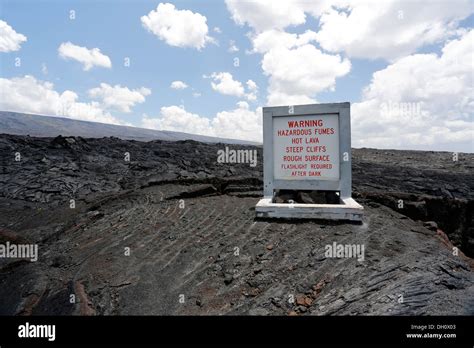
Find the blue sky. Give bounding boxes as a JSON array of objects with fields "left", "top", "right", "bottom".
[
  {"left": 1, "top": 0, "right": 265, "bottom": 121},
  {"left": 0, "top": 0, "right": 473, "bottom": 151}
]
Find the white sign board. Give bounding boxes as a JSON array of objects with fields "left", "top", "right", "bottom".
[
  {"left": 256, "top": 102, "right": 364, "bottom": 221},
  {"left": 273, "top": 114, "right": 340, "bottom": 181},
  {"left": 261, "top": 103, "right": 352, "bottom": 198}
]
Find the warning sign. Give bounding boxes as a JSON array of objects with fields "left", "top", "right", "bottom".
[{"left": 273, "top": 114, "right": 340, "bottom": 180}]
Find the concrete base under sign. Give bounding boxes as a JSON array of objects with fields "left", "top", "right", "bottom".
[{"left": 255, "top": 196, "right": 364, "bottom": 222}]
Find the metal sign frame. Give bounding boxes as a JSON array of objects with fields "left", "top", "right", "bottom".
[{"left": 262, "top": 102, "right": 352, "bottom": 198}]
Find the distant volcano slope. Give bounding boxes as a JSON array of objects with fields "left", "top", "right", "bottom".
[
  {"left": 0, "top": 111, "right": 258, "bottom": 144},
  {"left": 0, "top": 134, "right": 472, "bottom": 315}
]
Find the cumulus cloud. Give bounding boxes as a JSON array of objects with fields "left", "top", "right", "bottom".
[
  {"left": 225, "top": 0, "right": 319, "bottom": 32},
  {"left": 207, "top": 72, "right": 259, "bottom": 101},
  {"left": 141, "top": 3, "right": 214, "bottom": 49},
  {"left": 0, "top": 75, "right": 120, "bottom": 124},
  {"left": 251, "top": 29, "right": 318, "bottom": 54},
  {"left": 58, "top": 42, "right": 112, "bottom": 71},
  {"left": 352, "top": 29, "right": 474, "bottom": 151},
  {"left": 0, "top": 20, "right": 27, "bottom": 52},
  {"left": 315, "top": 0, "right": 473, "bottom": 60},
  {"left": 88, "top": 83, "right": 151, "bottom": 113},
  {"left": 266, "top": 92, "right": 316, "bottom": 107},
  {"left": 226, "top": 3, "right": 350, "bottom": 106},
  {"left": 226, "top": 0, "right": 473, "bottom": 109},
  {"left": 143, "top": 105, "right": 211, "bottom": 135},
  {"left": 226, "top": 0, "right": 473, "bottom": 60},
  {"left": 246, "top": 80, "right": 258, "bottom": 101},
  {"left": 170, "top": 80, "right": 188, "bottom": 90},
  {"left": 260, "top": 38, "right": 351, "bottom": 105},
  {"left": 209, "top": 72, "right": 245, "bottom": 97},
  {"left": 242, "top": 29, "right": 347, "bottom": 105},
  {"left": 142, "top": 102, "right": 262, "bottom": 142},
  {"left": 212, "top": 102, "right": 262, "bottom": 141}
]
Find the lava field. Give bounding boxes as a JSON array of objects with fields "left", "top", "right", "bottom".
[{"left": 0, "top": 134, "right": 473, "bottom": 315}]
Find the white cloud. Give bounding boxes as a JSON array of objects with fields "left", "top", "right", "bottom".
[
  {"left": 209, "top": 72, "right": 245, "bottom": 97},
  {"left": 213, "top": 26, "right": 222, "bottom": 34},
  {"left": 247, "top": 28, "right": 346, "bottom": 105},
  {"left": 0, "top": 75, "right": 120, "bottom": 124},
  {"left": 352, "top": 29, "right": 474, "bottom": 151},
  {"left": 0, "top": 20, "right": 27, "bottom": 52},
  {"left": 225, "top": 0, "right": 307, "bottom": 32},
  {"left": 267, "top": 92, "right": 316, "bottom": 106},
  {"left": 141, "top": 3, "right": 214, "bottom": 49},
  {"left": 58, "top": 42, "right": 112, "bottom": 71},
  {"left": 226, "top": 1, "right": 472, "bottom": 109},
  {"left": 315, "top": 0, "right": 474, "bottom": 60},
  {"left": 246, "top": 80, "right": 258, "bottom": 91},
  {"left": 228, "top": 40, "right": 239, "bottom": 52},
  {"left": 41, "top": 63, "right": 48, "bottom": 75},
  {"left": 226, "top": 0, "right": 472, "bottom": 60},
  {"left": 212, "top": 102, "right": 262, "bottom": 141},
  {"left": 226, "top": 3, "right": 350, "bottom": 106},
  {"left": 88, "top": 83, "right": 151, "bottom": 113},
  {"left": 142, "top": 102, "right": 262, "bottom": 142},
  {"left": 262, "top": 43, "right": 351, "bottom": 105},
  {"left": 225, "top": 0, "right": 336, "bottom": 32},
  {"left": 251, "top": 29, "right": 318, "bottom": 54},
  {"left": 246, "top": 80, "right": 258, "bottom": 101},
  {"left": 207, "top": 72, "right": 259, "bottom": 101},
  {"left": 143, "top": 105, "right": 211, "bottom": 135},
  {"left": 170, "top": 80, "right": 188, "bottom": 90}
]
